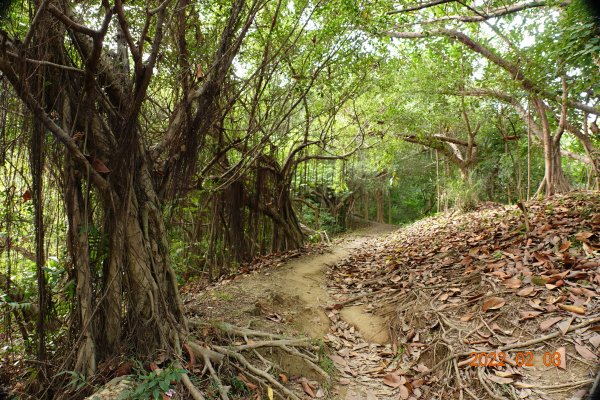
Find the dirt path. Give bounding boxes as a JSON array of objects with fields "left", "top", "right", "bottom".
[
  {"left": 186, "top": 223, "right": 396, "bottom": 398},
  {"left": 269, "top": 223, "right": 396, "bottom": 340}
]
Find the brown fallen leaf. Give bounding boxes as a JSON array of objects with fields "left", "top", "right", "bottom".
[
  {"left": 460, "top": 313, "right": 474, "bottom": 322},
  {"left": 114, "top": 361, "right": 133, "bottom": 377},
  {"left": 540, "top": 316, "right": 563, "bottom": 331},
  {"left": 580, "top": 287, "right": 597, "bottom": 298},
  {"left": 399, "top": 383, "right": 410, "bottom": 399},
  {"left": 383, "top": 372, "right": 404, "bottom": 388},
  {"left": 482, "top": 296, "right": 505, "bottom": 312},
  {"left": 575, "top": 344, "right": 597, "bottom": 361},
  {"left": 558, "top": 304, "right": 586, "bottom": 315},
  {"left": 575, "top": 231, "right": 594, "bottom": 241},
  {"left": 520, "top": 311, "right": 542, "bottom": 320},
  {"left": 503, "top": 278, "right": 522, "bottom": 289},
  {"left": 488, "top": 375, "right": 514, "bottom": 384},
  {"left": 559, "top": 241, "right": 571, "bottom": 252},
  {"left": 589, "top": 334, "right": 600, "bottom": 348},
  {"left": 516, "top": 286, "right": 535, "bottom": 297},
  {"left": 279, "top": 373, "right": 288, "bottom": 384},
  {"left": 299, "top": 377, "right": 315, "bottom": 397},
  {"left": 183, "top": 343, "right": 196, "bottom": 368},
  {"left": 557, "top": 317, "right": 573, "bottom": 335},
  {"left": 329, "top": 354, "right": 347, "bottom": 367}
]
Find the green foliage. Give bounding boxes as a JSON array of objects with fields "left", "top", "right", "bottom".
[
  {"left": 120, "top": 364, "right": 186, "bottom": 400},
  {"left": 0, "top": 0, "right": 14, "bottom": 21},
  {"left": 54, "top": 370, "right": 89, "bottom": 391},
  {"left": 227, "top": 375, "right": 251, "bottom": 396}
]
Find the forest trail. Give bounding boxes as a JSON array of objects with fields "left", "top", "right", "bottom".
[
  {"left": 270, "top": 222, "right": 396, "bottom": 341},
  {"left": 186, "top": 222, "right": 397, "bottom": 398}
]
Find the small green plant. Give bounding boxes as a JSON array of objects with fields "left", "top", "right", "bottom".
[
  {"left": 227, "top": 375, "right": 251, "bottom": 396},
  {"left": 531, "top": 276, "right": 547, "bottom": 286},
  {"left": 54, "top": 370, "right": 89, "bottom": 391},
  {"left": 312, "top": 340, "right": 336, "bottom": 375},
  {"left": 319, "top": 354, "right": 335, "bottom": 375},
  {"left": 214, "top": 291, "right": 233, "bottom": 301},
  {"left": 120, "top": 364, "right": 186, "bottom": 400}
]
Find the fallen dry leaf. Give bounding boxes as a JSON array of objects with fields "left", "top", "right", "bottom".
[
  {"left": 558, "top": 304, "right": 586, "bottom": 315},
  {"left": 520, "top": 311, "right": 542, "bottom": 320},
  {"left": 557, "top": 317, "right": 573, "bottom": 335},
  {"left": 488, "top": 375, "right": 514, "bottom": 384},
  {"left": 516, "top": 286, "right": 535, "bottom": 297},
  {"left": 460, "top": 313, "right": 474, "bottom": 322},
  {"left": 482, "top": 297, "right": 505, "bottom": 312},
  {"left": 503, "top": 278, "right": 522, "bottom": 289},
  {"left": 299, "top": 378, "right": 315, "bottom": 397},
  {"left": 399, "top": 383, "right": 410, "bottom": 399},
  {"left": 383, "top": 372, "right": 404, "bottom": 388},
  {"left": 540, "top": 316, "right": 563, "bottom": 331},
  {"left": 575, "top": 231, "right": 594, "bottom": 241},
  {"left": 575, "top": 344, "right": 597, "bottom": 361}
]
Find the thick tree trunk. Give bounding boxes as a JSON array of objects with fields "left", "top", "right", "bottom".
[
  {"left": 65, "top": 161, "right": 96, "bottom": 377},
  {"left": 534, "top": 99, "right": 571, "bottom": 197},
  {"left": 376, "top": 188, "right": 384, "bottom": 223},
  {"left": 273, "top": 188, "right": 304, "bottom": 251},
  {"left": 64, "top": 150, "right": 187, "bottom": 374}
]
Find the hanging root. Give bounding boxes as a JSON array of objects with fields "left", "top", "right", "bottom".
[{"left": 179, "top": 320, "right": 330, "bottom": 400}]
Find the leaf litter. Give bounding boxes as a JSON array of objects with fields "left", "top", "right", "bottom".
[{"left": 326, "top": 192, "right": 599, "bottom": 400}]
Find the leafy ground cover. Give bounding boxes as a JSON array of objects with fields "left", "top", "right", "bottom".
[{"left": 326, "top": 192, "right": 599, "bottom": 399}]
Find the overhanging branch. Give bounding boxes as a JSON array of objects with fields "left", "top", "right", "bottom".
[{"left": 387, "top": 29, "right": 600, "bottom": 115}]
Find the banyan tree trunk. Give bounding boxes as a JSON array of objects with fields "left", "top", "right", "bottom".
[
  {"left": 65, "top": 148, "right": 187, "bottom": 376},
  {"left": 272, "top": 188, "right": 304, "bottom": 252}
]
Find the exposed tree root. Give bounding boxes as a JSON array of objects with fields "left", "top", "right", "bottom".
[
  {"left": 179, "top": 368, "right": 206, "bottom": 400},
  {"left": 174, "top": 320, "right": 330, "bottom": 400},
  {"left": 82, "top": 321, "right": 329, "bottom": 400}
]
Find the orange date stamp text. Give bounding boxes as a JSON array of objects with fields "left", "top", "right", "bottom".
[{"left": 468, "top": 351, "right": 562, "bottom": 367}]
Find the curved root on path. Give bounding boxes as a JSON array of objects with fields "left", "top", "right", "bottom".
[{"left": 180, "top": 320, "right": 329, "bottom": 400}]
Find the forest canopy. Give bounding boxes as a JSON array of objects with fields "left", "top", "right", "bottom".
[{"left": 0, "top": 0, "right": 598, "bottom": 398}]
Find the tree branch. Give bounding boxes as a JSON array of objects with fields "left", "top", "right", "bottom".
[
  {"left": 387, "top": 29, "right": 600, "bottom": 115},
  {"left": 48, "top": 5, "right": 100, "bottom": 37},
  {"left": 421, "top": 0, "right": 570, "bottom": 23},
  {"left": 388, "top": 0, "right": 455, "bottom": 14},
  {"left": 0, "top": 57, "right": 110, "bottom": 196}
]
